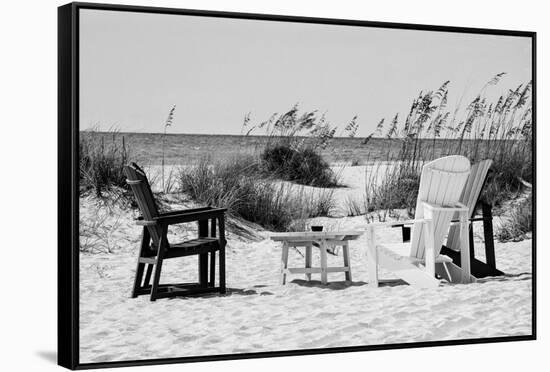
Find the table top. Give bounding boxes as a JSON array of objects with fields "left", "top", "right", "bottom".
[{"left": 269, "top": 230, "right": 364, "bottom": 241}]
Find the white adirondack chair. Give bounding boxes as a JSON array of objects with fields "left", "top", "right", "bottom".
[
  {"left": 366, "top": 156, "right": 477, "bottom": 288},
  {"left": 446, "top": 159, "right": 493, "bottom": 252}
]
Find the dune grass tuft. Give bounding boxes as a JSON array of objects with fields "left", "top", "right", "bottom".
[
  {"left": 79, "top": 129, "right": 129, "bottom": 198},
  {"left": 496, "top": 193, "right": 532, "bottom": 242},
  {"left": 178, "top": 155, "right": 335, "bottom": 231},
  {"left": 363, "top": 74, "right": 532, "bottom": 225},
  {"left": 244, "top": 104, "right": 353, "bottom": 188}
]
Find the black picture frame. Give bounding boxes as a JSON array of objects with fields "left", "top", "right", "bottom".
[{"left": 58, "top": 2, "right": 537, "bottom": 370}]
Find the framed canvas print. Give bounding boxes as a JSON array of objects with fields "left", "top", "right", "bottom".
[{"left": 58, "top": 2, "right": 536, "bottom": 369}]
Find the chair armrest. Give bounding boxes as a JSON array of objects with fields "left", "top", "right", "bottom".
[
  {"left": 390, "top": 203, "right": 471, "bottom": 233},
  {"left": 158, "top": 206, "right": 213, "bottom": 217},
  {"left": 154, "top": 208, "right": 227, "bottom": 226},
  {"left": 421, "top": 201, "right": 468, "bottom": 213},
  {"left": 366, "top": 218, "right": 431, "bottom": 230}
]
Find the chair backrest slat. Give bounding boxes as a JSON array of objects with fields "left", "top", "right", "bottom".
[
  {"left": 409, "top": 156, "right": 470, "bottom": 259},
  {"left": 123, "top": 163, "right": 162, "bottom": 244},
  {"left": 446, "top": 159, "right": 493, "bottom": 252}
]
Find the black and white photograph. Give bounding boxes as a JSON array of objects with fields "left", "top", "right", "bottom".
[{"left": 57, "top": 1, "right": 535, "bottom": 369}]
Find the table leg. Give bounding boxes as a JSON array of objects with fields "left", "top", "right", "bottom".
[
  {"left": 280, "top": 242, "right": 289, "bottom": 285},
  {"left": 342, "top": 241, "right": 352, "bottom": 282},
  {"left": 320, "top": 240, "right": 328, "bottom": 285},
  {"left": 305, "top": 243, "right": 312, "bottom": 281}
]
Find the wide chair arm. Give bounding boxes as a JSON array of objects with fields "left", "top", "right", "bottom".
[
  {"left": 421, "top": 202, "right": 469, "bottom": 226},
  {"left": 391, "top": 202, "right": 469, "bottom": 229},
  {"left": 421, "top": 201, "right": 468, "bottom": 213},
  {"left": 136, "top": 207, "right": 227, "bottom": 226},
  {"left": 158, "top": 206, "right": 213, "bottom": 217},
  {"left": 365, "top": 218, "right": 432, "bottom": 230}
]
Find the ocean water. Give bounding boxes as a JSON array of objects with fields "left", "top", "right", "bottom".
[{"left": 80, "top": 131, "right": 492, "bottom": 166}]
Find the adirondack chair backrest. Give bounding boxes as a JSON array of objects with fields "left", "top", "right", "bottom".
[
  {"left": 409, "top": 156, "right": 471, "bottom": 260},
  {"left": 446, "top": 159, "right": 493, "bottom": 252},
  {"left": 123, "top": 163, "right": 162, "bottom": 244}
]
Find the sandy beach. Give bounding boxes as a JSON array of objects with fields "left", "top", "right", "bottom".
[{"left": 78, "top": 165, "right": 532, "bottom": 363}]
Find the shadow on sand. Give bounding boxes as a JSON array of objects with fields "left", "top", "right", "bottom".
[
  {"left": 163, "top": 287, "right": 274, "bottom": 300},
  {"left": 289, "top": 278, "right": 408, "bottom": 289}
]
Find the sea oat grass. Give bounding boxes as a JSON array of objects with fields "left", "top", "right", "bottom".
[
  {"left": 79, "top": 129, "right": 130, "bottom": 198},
  {"left": 178, "top": 155, "right": 336, "bottom": 231},
  {"left": 364, "top": 74, "right": 532, "bottom": 227},
  {"left": 496, "top": 193, "right": 532, "bottom": 242}
]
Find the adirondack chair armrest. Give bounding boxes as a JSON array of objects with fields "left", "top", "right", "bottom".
[
  {"left": 468, "top": 216, "right": 492, "bottom": 222},
  {"left": 389, "top": 202, "right": 467, "bottom": 226},
  {"left": 158, "top": 206, "right": 213, "bottom": 217},
  {"left": 366, "top": 219, "right": 433, "bottom": 259},
  {"left": 154, "top": 208, "right": 227, "bottom": 226},
  {"left": 393, "top": 202, "right": 470, "bottom": 241},
  {"left": 366, "top": 218, "right": 432, "bottom": 231},
  {"left": 421, "top": 201, "right": 469, "bottom": 213},
  {"left": 135, "top": 219, "right": 157, "bottom": 226}
]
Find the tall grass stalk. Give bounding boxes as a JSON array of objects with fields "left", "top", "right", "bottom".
[
  {"left": 364, "top": 74, "right": 532, "bottom": 218},
  {"left": 161, "top": 105, "right": 176, "bottom": 192}
]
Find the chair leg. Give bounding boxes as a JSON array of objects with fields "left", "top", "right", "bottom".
[
  {"left": 218, "top": 217, "right": 227, "bottom": 294},
  {"left": 143, "top": 264, "right": 153, "bottom": 288},
  {"left": 482, "top": 203, "right": 496, "bottom": 269},
  {"left": 209, "top": 251, "right": 216, "bottom": 287},
  {"left": 132, "top": 263, "right": 145, "bottom": 298},
  {"left": 132, "top": 227, "right": 150, "bottom": 298},
  {"left": 150, "top": 257, "right": 164, "bottom": 302},
  {"left": 366, "top": 226, "right": 379, "bottom": 288},
  {"left": 443, "top": 262, "right": 452, "bottom": 282},
  {"left": 280, "top": 242, "right": 289, "bottom": 285},
  {"left": 469, "top": 225, "right": 475, "bottom": 259},
  {"left": 198, "top": 219, "right": 209, "bottom": 288},
  {"left": 198, "top": 253, "right": 208, "bottom": 288},
  {"left": 150, "top": 230, "right": 168, "bottom": 301},
  {"left": 219, "top": 248, "right": 226, "bottom": 294},
  {"left": 459, "top": 213, "right": 472, "bottom": 283},
  {"left": 343, "top": 241, "right": 352, "bottom": 282},
  {"left": 305, "top": 243, "right": 312, "bottom": 281},
  {"left": 209, "top": 217, "right": 217, "bottom": 288}
]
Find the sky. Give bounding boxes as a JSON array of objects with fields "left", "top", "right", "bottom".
[{"left": 79, "top": 9, "right": 532, "bottom": 137}]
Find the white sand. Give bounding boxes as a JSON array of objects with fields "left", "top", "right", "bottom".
[{"left": 78, "top": 166, "right": 532, "bottom": 363}]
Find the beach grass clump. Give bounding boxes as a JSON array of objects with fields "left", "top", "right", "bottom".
[
  {"left": 261, "top": 144, "right": 338, "bottom": 187},
  {"left": 243, "top": 104, "right": 353, "bottom": 188},
  {"left": 345, "top": 196, "right": 365, "bottom": 217},
  {"left": 178, "top": 155, "right": 335, "bottom": 231},
  {"left": 364, "top": 74, "right": 532, "bottom": 216},
  {"left": 496, "top": 193, "right": 532, "bottom": 242},
  {"left": 365, "top": 163, "right": 420, "bottom": 216},
  {"left": 79, "top": 129, "right": 129, "bottom": 198}
]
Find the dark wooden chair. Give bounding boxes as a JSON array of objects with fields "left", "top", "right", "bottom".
[
  {"left": 397, "top": 159, "right": 504, "bottom": 278},
  {"left": 124, "top": 163, "right": 227, "bottom": 301}
]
